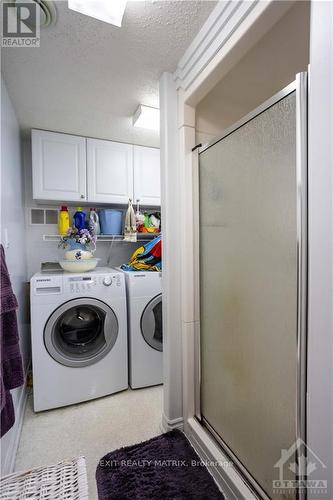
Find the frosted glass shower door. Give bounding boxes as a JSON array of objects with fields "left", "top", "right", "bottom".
[{"left": 198, "top": 81, "right": 306, "bottom": 500}]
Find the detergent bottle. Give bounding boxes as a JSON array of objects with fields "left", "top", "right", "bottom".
[
  {"left": 89, "top": 208, "right": 100, "bottom": 235},
  {"left": 58, "top": 206, "right": 70, "bottom": 236},
  {"left": 74, "top": 207, "right": 86, "bottom": 231}
]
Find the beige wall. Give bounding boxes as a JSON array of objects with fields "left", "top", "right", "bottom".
[{"left": 196, "top": 1, "right": 310, "bottom": 143}]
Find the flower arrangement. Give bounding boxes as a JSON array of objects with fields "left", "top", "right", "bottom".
[{"left": 58, "top": 226, "right": 97, "bottom": 252}]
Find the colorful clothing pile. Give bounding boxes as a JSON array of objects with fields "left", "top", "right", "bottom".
[{"left": 121, "top": 235, "right": 161, "bottom": 272}]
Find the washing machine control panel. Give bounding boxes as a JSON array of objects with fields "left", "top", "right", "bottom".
[
  {"left": 64, "top": 274, "right": 121, "bottom": 293},
  {"left": 66, "top": 276, "right": 95, "bottom": 293}
]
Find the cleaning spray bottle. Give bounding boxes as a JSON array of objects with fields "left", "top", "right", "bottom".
[{"left": 58, "top": 206, "right": 70, "bottom": 236}]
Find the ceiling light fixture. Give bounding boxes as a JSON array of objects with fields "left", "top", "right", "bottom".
[
  {"left": 133, "top": 105, "right": 160, "bottom": 131},
  {"left": 68, "top": 0, "right": 127, "bottom": 27}
]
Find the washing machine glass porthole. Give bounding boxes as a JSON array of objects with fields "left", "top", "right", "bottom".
[
  {"left": 140, "top": 294, "right": 163, "bottom": 352},
  {"left": 44, "top": 298, "right": 118, "bottom": 367}
]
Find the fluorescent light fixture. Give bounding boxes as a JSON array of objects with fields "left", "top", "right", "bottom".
[
  {"left": 68, "top": 0, "right": 127, "bottom": 27},
  {"left": 133, "top": 105, "right": 160, "bottom": 131}
]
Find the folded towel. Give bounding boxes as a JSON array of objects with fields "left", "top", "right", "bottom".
[{"left": 1, "top": 245, "right": 24, "bottom": 437}]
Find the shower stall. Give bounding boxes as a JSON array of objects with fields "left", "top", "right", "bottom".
[{"left": 196, "top": 74, "right": 308, "bottom": 499}]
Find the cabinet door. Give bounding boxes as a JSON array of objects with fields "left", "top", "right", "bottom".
[
  {"left": 32, "top": 130, "right": 86, "bottom": 202},
  {"left": 133, "top": 146, "right": 160, "bottom": 206},
  {"left": 87, "top": 139, "right": 133, "bottom": 204}
]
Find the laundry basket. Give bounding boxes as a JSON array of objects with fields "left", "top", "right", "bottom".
[{"left": 0, "top": 456, "right": 89, "bottom": 500}]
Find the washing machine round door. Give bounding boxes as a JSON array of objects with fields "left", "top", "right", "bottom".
[
  {"left": 44, "top": 298, "right": 118, "bottom": 367},
  {"left": 140, "top": 294, "right": 163, "bottom": 352}
]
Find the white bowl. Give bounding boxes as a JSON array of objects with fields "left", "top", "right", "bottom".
[
  {"left": 59, "top": 258, "right": 99, "bottom": 273},
  {"left": 65, "top": 249, "right": 93, "bottom": 260}
]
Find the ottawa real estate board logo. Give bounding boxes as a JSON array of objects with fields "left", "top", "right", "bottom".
[
  {"left": 2, "top": 2, "right": 40, "bottom": 47},
  {"left": 273, "top": 438, "right": 327, "bottom": 496}
]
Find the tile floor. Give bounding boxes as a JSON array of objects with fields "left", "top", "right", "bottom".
[{"left": 15, "top": 386, "right": 163, "bottom": 499}]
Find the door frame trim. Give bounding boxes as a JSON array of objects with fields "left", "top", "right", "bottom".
[{"left": 295, "top": 72, "right": 308, "bottom": 495}]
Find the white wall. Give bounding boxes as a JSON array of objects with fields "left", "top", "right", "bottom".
[{"left": 1, "top": 76, "right": 30, "bottom": 475}]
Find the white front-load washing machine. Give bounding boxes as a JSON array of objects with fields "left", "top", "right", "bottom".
[
  {"left": 122, "top": 271, "right": 163, "bottom": 389},
  {"left": 30, "top": 267, "right": 128, "bottom": 411}
]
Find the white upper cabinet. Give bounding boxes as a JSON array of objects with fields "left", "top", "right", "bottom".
[
  {"left": 31, "top": 130, "right": 161, "bottom": 206},
  {"left": 32, "top": 130, "right": 86, "bottom": 202},
  {"left": 133, "top": 146, "right": 161, "bottom": 206},
  {"left": 87, "top": 138, "right": 133, "bottom": 204}
]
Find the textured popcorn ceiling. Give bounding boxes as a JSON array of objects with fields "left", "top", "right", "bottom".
[{"left": 2, "top": 0, "right": 216, "bottom": 147}]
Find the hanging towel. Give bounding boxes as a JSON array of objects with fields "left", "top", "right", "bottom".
[
  {"left": 121, "top": 235, "right": 162, "bottom": 271},
  {"left": 123, "top": 199, "right": 137, "bottom": 242},
  {"left": 0, "top": 245, "right": 24, "bottom": 437}
]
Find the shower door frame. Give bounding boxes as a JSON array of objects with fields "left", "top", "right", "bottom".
[{"left": 193, "top": 73, "right": 308, "bottom": 499}]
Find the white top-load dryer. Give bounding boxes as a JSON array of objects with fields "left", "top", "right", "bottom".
[
  {"left": 122, "top": 271, "right": 163, "bottom": 389},
  {"left": 30, "top": 267, "right": 128, "bottom": 411}
]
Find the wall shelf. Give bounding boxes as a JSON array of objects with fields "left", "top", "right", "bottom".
[{"left": 42, "top": 233, "right": 160, "bottom": 243}]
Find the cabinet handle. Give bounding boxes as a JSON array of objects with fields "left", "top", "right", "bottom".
[{"left": 80, "top": 194, "right": 85, "bottom": 199}]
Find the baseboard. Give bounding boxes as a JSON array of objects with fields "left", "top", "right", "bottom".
[
  {"left": 1, "top": 370, "right": 29, "bottom": 476},
  {"left": 185, "top": 418, "right": 258, "bottom": 500},
  {"left": 161, "top": 413, "right": 184, "bottom": 433}
]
